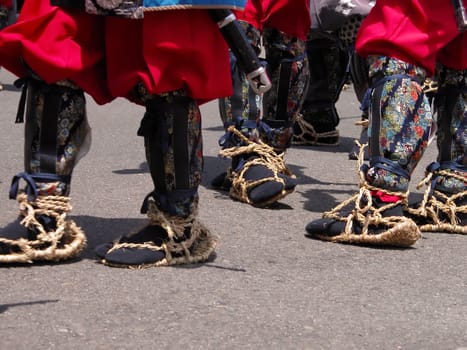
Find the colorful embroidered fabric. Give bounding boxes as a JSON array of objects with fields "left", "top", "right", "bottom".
[{"left": 86, "top": 0, "right": 246, "bottom": 18}]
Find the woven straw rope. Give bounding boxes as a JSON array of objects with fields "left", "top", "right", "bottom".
[
  {"left": 292, "top": 114, "right": 340, "bottom": 146},
  {"left": 0, "top": 193, "right": 86, "bottom": 263},
  {"left": 219, "top": 125, "right": 295, "bottom": 206},
  {"left": 318, "top": 141, "right": 420, "bottom": 247},
  {"left": 104, "top": 199, "right": 218, "bottom": 268},
  {"left": 406, "top": 168, "right": 467, "bottom": 234}
]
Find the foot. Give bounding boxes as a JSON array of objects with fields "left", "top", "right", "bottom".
[
  {"left": 213, "top": 162, "right": 297, "bottom": 206},
  {"left": 218, "top": 125, "right": 297, "bottom": 207},
  {"left": 96, "top": 225, "right": 168, "bottom": 267},
  {"left": 104, "top": 244, "right": 166, "bottom": 266},
  {"left": 406, "top": 191, "right": 467, "bottom": 234},
  {"left": 404, "top": 162, "right": 467, "bottom": 234},
  {"left": 292, "top": 114, "right": 339, "bottom": 146},
  {"left": 27, "top": 214, "right": 57, "bottom": 240},
  {"left": 245, "top": 163, "right": 297, "bottom": 205},
  {"left": 305, "top": 196, "right": 420, "bottom": 247}
]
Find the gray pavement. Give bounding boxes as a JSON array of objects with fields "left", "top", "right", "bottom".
[{"left": 0, "top": 69, "right": 466, "bottom": 350}]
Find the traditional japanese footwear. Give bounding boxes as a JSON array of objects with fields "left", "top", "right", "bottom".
[
  {"left": 305, "top": 144, "right": 420, "bottom": 247},
  {"left": 0, "top": 192, "right": 86, "bottom": 264},
  {"left": 292, "top": 113, "right": 339, "bottom": 146},
  {"left": 0, "top": 78, "right": 90, "bottom": 264},
  {"left": 212, "top": 159, "right": 297, "bottom": 203},
  {"left": 217, "top": 125, "right": 297, "bottom": 207},
  {"left": 305, "top": 196, "right": 420, "bottom": 247},
  {"left": 99, "top": 225, "right": 168, "bottom": 267},
  {"left": 96, "top": 199, "right": 218, "bottom": 268},
  {"left": 405, "top": 162, "right": 467, "bottom": 234}
]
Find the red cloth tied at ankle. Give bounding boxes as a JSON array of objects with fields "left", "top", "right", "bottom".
[{"left": 371, "top": 190, "right": 401, "bottom": 203}]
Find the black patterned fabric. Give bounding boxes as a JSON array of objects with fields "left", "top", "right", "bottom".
[{"left": 310, "top": 0, "right": 375, "bottom": 31}]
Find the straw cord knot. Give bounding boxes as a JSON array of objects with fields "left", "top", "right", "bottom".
[
  {"left": 218, "top": 126, "right": 295, "bottom": 205},
  {"left": 406, "top": 164, "right": 467, "bottom": 233},
  {"left": 323, "top": 142, "right": 409, "bottom": 238},
  {"left": 105, "top": 198, "right": 218, "bottom": 267},
  {"left": 292, "top": 114, "right": 340, "bottom": 146},
  {"left": 0, "top": 193, "right": 86, "bottom": 263}
]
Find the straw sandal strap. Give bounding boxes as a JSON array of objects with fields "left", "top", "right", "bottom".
[
  {"left": 219, "top": 126, "right": 295, "bottom": 206},
  {"left": 406, "top": 168, "right": 467, "bottom": 234},
  {"left": 320, "top": 142, "right": 420, "bottom": 247},
  {"left": 0, "top": 193, "right": 86, "bottom": 263},
  {"left": 292, "top": 114, "right": 339, "bottom": 146},
  {"left": 103, "top": 200, "right": 218, "bottom": 268}
]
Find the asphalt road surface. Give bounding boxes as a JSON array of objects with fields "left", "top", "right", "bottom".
[{"left": 0, "top": 70, "right": 466, "bottom": 350}]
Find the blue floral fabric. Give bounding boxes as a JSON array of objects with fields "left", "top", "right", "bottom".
[
  {"left": 85, "top": 0, "right": 245, "bottom": 18},
  {"left": 143, "top": 0, "right": 245, "bottom": 8}
]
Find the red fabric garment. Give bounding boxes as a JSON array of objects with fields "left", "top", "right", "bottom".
[
  {"left": 0, "top": 1, "right": 232, "bottom": 105},
  {"left": 356, "top": 0, "right": 467, "bottom": 75},
  {"left": 235, "top": 0, "right": 311, "bottom": 40},
  {"left": 0, "top": 0, "right": 12, "bottom": 8}
]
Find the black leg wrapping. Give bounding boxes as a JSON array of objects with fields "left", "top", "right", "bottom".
[
  {"left": 137, "top": 93, "right": 200, "bottom": 217},
  {"left": 301, "top": 33, "right": 348, "bottom": 128},
  {"left": 96, "top": 91, "right": 217, "bottom": 268},
  {"left": 293, "top": 31, "right": 348, "bottom": 146},
  {"left": 1, "top": 78, "right": 88, "bottom": 263},
  {"left": 17, "top": 77, "right": 90, "bottom": 195}
]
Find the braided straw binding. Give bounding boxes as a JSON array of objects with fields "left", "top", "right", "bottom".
[
  {"left": 354, "top": 118, "right": 369, "bottom": 129},
  {"left": 421, "top": 77, "right": 438, "bottom": 95},
  {"left": 103, "top": 200, "right": 218, "bottom": 269},
  {"left": 0, "top": 193, "right": 86, "bottom": 264},
  {"left": 219, "top": 126, "right": 295, "bottom": 207},
  {"left": 405, "top": 168, "right": 467, "bottom": 234},
  {"left": 316, "top": 142, "right": 421, "bottom": 247},
  {"left": 143, "top": 5, "right": 242, "bottom": 11},
  {"left": 292, "top": 114, "right": 340, "bottom": 146}
]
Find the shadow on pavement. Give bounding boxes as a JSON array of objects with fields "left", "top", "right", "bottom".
[{"left": 0, "top": 299, "right": 59, "bottom": 314}]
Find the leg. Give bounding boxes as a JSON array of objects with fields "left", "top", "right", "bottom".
[
  {"left": 214, "top": 21, "right": 262, "bottom": 190},
  {"left": 1, "top": 76, "right": 89, "bottom": 263},
  {"left": 294, "top": 30, "right": 347, "bottom": 146},
  {"left": 407, "top": 67, "right": 467, "bottom": 233},
  {"left": 337, "top": 14, "right": 371, "bottom": 159},
  {"left": 218, "top": 21, "right": 262, "bottom": 128},
  {"left": 347, "top": 50, "right": 370, "bottom": 160},
  {"left": 97, "top": 88, "right": 217, "bottom": 268},
  {"left": 262, "top": 26, "right": 310, "bottom": 149},
  {"left": 214, "top": 22, "right": 298, "bottom": 207},
  {"left": 305, "top": 56, "right": 432, "bottom": 247}
]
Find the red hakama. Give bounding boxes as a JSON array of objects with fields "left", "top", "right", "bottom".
[
  {"left": 235, "top": 0, "right": 311, "bottom": 40},
  {"left": 0, "top": 1, "right": 232, "bottom": 105},
  {"left": 356, "top": 0, "right": 467, "bottom": 75}
]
